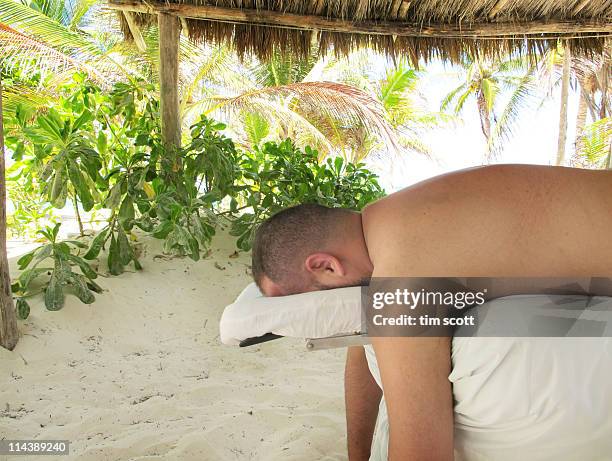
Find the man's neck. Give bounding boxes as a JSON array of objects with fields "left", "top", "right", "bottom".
[{"left": 338, "top": 212, "right": 374, "bottom": 277}]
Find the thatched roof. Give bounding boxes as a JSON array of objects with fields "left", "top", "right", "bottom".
[{"left": 109, "top": 0, "right": 612, "bottom": 62}]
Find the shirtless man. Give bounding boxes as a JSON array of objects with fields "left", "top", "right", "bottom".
[{"left": 250, "top": 165, "right": 612, "bottom": 461}]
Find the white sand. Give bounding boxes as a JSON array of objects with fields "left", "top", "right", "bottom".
[{"left": 0, "top": 230, "right": 348, "bottom": 460}]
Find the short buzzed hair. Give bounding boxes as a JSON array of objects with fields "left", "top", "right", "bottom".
[{"left": 252, "top": 203, "right": 351, "bottom": 291}]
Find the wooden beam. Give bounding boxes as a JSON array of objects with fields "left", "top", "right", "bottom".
[
  {"left": 180, "top": 17, "right": 189, "bottom": 35},
  {"left": 158, "top": 12, "right": 181, "bottom": 155},
  {"left": 107, "top": 0, "right": 612, "bottom": 38},
  {"left": 0, "top": 73, "right": 19, "bottom": 351},
  {"left": 123, "top": 11, "right": 147, "bottom": 52}
]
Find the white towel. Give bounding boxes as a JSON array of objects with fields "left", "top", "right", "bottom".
[{"left": 365, "top": 296, "right": 612, "bottom": 460}]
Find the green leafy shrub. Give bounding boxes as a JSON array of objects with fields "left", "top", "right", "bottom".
[
  {"left": 136, "top": 116, "right": 240, "bottom": 260},
  {"left": 12, "top": 223, "right": 102, "bottom": 318},
  {"left": 6, "top": 76, "right": 385, "bottom": 315},
  {"left": 230, "top": 139, "right": 385, "bottom": 250}
]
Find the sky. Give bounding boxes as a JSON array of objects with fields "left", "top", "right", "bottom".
[{"left": 371, "top": 59, "right": 578, "bottom": 192}]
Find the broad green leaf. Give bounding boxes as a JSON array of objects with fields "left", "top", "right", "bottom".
[
  {"left": 116, "top": 227, "right": 133, "bottom": 266},
  {"left": 86, "top": 279, "right": 104, "bottom": 293},
  {"left": 68, "top": 163, "right": 94, "bottom": 211},
  {"left": 187, "top": 234, "right": 200, "bottom": 261},
  {"left": 67, "top": 254, "right": 97, "bottom": 279},
  {"left": 118, "top": 195, "right": 135, "bottom": 230},
  {"left": 96, "top": 131, "right": 108, "bottom": 155},
  {"left": 18, "top": 267, "right": 50, "bottom": 290},
  {"left": 72, "top": 110, "right": 92, "bottom": 131},
  {"left": 105, "top": 180, "right": 124, "bottom": 210},
  {"left": 49, "top": 166, "right": 67, "bottom": 208},
  {"left": 17, "top": 251, "right": 35, "bottom": 270},
  {"left": 54, "top": 242, "right": 71, "bottom": 258},
  {"left": 16, "top": 298, "right": 30, "bottom": 320},
  {"left": 31, "top": 246, "right": 53, "bottom": 271},
  {"left": 84, "top": 228, "right": 109, "bottom": 260},
  {"left": 44, "top": 273, "right": 65, "bottom": 311},
  {"left": 152, "top": 221, "right": 173, "bottom": 239},
  {"left": 69, "top": 274, "right": 95, "bottom": 304},
  {"left": 107, "top": 234, "right": 124, "bottom": 276},
  {"left": 65, "top": 240, "right": 88, "bottom": 249},
  {"left": 237, "top": 231, "right": 253, "bottom": 251}
]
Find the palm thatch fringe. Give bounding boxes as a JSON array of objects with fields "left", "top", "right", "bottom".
[{"left": 113, "top": 0, "right": 612, "bottom": 63}]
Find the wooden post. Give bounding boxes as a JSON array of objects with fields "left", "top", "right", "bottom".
[
  {"left": 158, "top": 12, "right": 182, "bottom": 172},
  {"left": 0, "top": 74, "right": 19, "bottom": 351}
]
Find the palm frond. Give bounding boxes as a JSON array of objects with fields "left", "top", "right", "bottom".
[
  {"left": 454, "top": 87, "right": 473, "bottom": 115},
  {"left": 203, "top": 93, "right": 336, "bottom": 155},
  {"left": 0, "top": 22, "right": 105, "bottom": 82},
  {"left": 398, "top": 134, "right": 433, "bottom": 158},
  {"left": 487, "top": 65, "right": 538, "bottom": 157},
  {"left": 242, "top": 111, "right": 270, "bottom": 147},
  {"left": 207, "top": 81, "right": 399, "bottom": 153},
  {"left": 380, "top": 64, "right": 417, "bottom": 112},
  {"left": 65, "top": 0, "right": 98, "bottom": 31},
  {"left": 252, "top": 48, "right": 318, "bottom": 87},
  {"left": 480, "top": 78, "right": 499, "bottom": 112},
  {"left": 180, "top": 45, "right": 251, "bottom": 113},
  {"left": 0, "top": 0, "right": 104, "bottom": 61},
  {"left": 572, "top": 117, "right": 612, "bottom": 167},
  {"left": 440, "top": 82, "right": 467, "bottom": 112},
  {"left": 1, "top": 82, "right": 54, "bottom": 123}
]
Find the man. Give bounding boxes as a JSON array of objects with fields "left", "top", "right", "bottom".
[{"left": 251, "top": 165, "right": 612, "bottom": 461}]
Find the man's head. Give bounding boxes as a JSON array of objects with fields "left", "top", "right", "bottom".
[{"left": 252, "top": 203, "right": 373, "bottom": 296}]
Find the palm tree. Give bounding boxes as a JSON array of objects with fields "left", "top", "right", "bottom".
[
  {"left": 379, "top": 63, "right": 450, "bottom": 157},
  {"left": 0, "top": 72, "right": 19, "bottom": 351},
  {"left": 570, "top": 117, "right": 612, "bottom": 168},
  {"left": 556, "top": 46, "right": 571, "bottom": 166},
  {"left": 540, "top": 45, "right": 611, "bottom": 168},
  {"left": 441, "top": 54, "right": 537, "bottom": 161}
]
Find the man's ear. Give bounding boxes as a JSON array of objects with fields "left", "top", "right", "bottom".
[{"left": 304, "top": 253, "right": 346, "bottom": 277}]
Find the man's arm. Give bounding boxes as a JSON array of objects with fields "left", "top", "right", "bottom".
[
  {"left": 372, "top": 337, "right": 453, "bottom": 461},
  {"left": 345, "top": 346, "right": 382, "bottom": 461}
]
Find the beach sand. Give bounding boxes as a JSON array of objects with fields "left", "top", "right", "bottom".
[{"left": 0, "top": 230, "right": 347, "bottom": 460}]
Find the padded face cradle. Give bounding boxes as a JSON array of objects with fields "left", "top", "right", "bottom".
[{"left": 219, "top": 283, "right": 363, "bottom": 346}]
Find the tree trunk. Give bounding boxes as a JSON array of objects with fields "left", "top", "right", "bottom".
[
  {"left": 0, "top": 74, "right": 19, "bottom": 351},
  {"left": 556, "top": 45, "right": 571, "bottom": 166},
  {"left": 574, "top": 86, "right": 588, "bottom": 158},
  {"left": 477, "top": 92, "right": 492, "bottom": 142}
]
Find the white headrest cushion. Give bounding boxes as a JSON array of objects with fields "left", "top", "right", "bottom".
[{"left": 219, "top": 283, "right": 363, "bottom": 345}]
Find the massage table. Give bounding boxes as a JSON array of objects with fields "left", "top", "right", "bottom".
[{"left": 220, "top": 284, "right": 612, "bottom": 460}]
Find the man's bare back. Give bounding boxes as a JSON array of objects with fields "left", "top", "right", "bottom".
[
  {"left": 359, "top": 165, "right": 612, "bottom": 460},
  {"left": 363, "top": 165, "right": 612, "bottom": 278}
]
